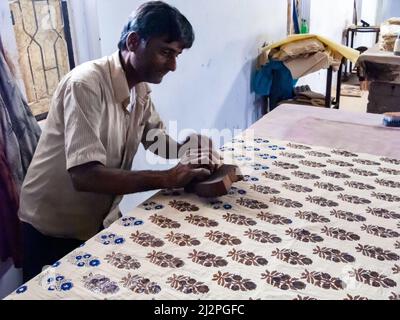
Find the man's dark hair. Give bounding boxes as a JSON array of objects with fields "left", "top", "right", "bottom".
[{"left": 118, "top": 1, "right": 195, "bottom": 50}]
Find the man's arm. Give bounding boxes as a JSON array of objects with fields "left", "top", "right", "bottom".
[{"left": 69, "top": 161, "right": 211, "bottom": 196}]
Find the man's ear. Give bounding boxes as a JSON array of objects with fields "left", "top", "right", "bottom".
[{"left": 126, "top": 32, "right": 141, "bottom": 52}]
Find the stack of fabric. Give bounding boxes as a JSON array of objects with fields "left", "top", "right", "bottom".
[{"left": 379, "top": 17, "right": 400, "bottom": 52}]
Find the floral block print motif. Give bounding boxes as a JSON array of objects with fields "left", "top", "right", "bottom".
[
  {"left": 262, "top": 172, "right": 291, "bottom": 181},
  {"left": 270, "top": 197, "right": 303, "bottom": 208},
  {"left": 95, "top": 232, "right": 125, "bottom": 245},
  {"left": 188, "top": 250, "right": 228, "bottom": 267},
  {"left": 352, "top": 159, "right": 381, "bottom": 166},
  {"left": 257, "top": 212, "right": 292, "bottom": 225},
  {"left": 295, "top": 211, "right": 330, "bottom": 223},
  {"left": 213, "top": 271, "right": 257, "bottom": 292},
  {"left": 227, "top": 249, "right": 268, "bottom": 266},
  {"left": 349, "top": 168, "right": 378, "bottom": 177},
  {"left": 280, "top": 152, "right": 306, "bottom": 159},
  {"left": 286, "top": 229, "right": 324, "bottom": 243},
  {"left": 120, "top": 274, "right": 161, "bottom": 295},
  {"left": 261, "top": 270, "right": 306, "bottom": 291},
  {"left": 165, "top": 232, "right": 201, "bottom": 246},
  {"left": 282, "top": 183, "right": 313, "bottom": 193},
  {"left": 374, "top": 178, "right": 400, "bottom": 189},
  {"left": 392, "top": 265, "right": 400, "bottom": 274},
  {"left": 331, "top": 150, "right": 358, "bottom": 157},
  {"left": 104, "top": 252, "right": 141, "bottom": 270},
  {"left": 355, "top": 244, "right": 399, "bottom": 261},
  {"left": 321, "top": 227, "right": 360, "bottom": 241},
  {"left": 301, "top": 270, "right": 345, "bottom": 290},
  {"left": 299, "top": 160, "right": 327, "bottom": 168},
  {"left": 313, "top": 247, "right": 355, "bottom": 263},
  {"left": 82, "top": 273, "right": 119, "bottom": 295},
  {"left": 208, "top": 200, "right": 232, "bottom": 210},
  {"left": 305, "top": 151, "right": 331, "bottom": 158},
  {"left": 146, "top": 251, "right": 184, "bottom": 268},
  {"left": 223, "top": 213, "right": 257, "bottom": 226},
  {"left": 294, "top": 295, "right": 317, "bottom": 300},
  {"left": 380, "top": 157, "right": 400, "bottom": 165},
  {"left": 130, "top": 231, "right": 164, "bottom": 248},
  {"left": 67, "top": 252, "right": 101, "bottom": 268},
  {"left": 250, "top": 184, "right": 280, "bottom": 195},
  {"left": 149, "top": 214, "right": 181, "bottom": 229},
  {"left": 227, "top": 187, "right": 247, "bottom": 196},
  {"left": 291, "top": 171, "right": 320, "bottom": 180},
  {"left": 326, "top": 159, "right": 354, "bottom": 167},
  {"left": 244, "top": 229, "right": 282, "bottom": 244},
  {"left": 287, "top": 143, "right": 311, "bottom": 150},
  {"left": 349, "top": 269, "right": 397, "bottom": 288},
  {"left": 141, "top": 201, "right": 164, "bottom": 210},
  {"left": 169, "top": 200, "right": 199, "bottom": 212},
  {"left": 330, "top": 210, "right": 366, "bottom": 223},
  {"left": 205, "top": 231, "right": 241, "bottom": 246},
  {"left": 337, "top": 194, "right": 371, "bottom": 205},
  {"left": 119, "top": 216, "right": 144, "bottom": 227},
  {"left": 185, "top": 214, "right": 219, "bottom": 227},
  {"left": 272, "top": 249, "right": 313, "bottom": 266},
  {"left": 306, "top": 196, "right": 338, "bottom": 207},
  {"left": 322, "top": 170, "right": 351, "bottom": 179},
  {"left": 272, "top": 161, "right": 299, "bottom": 170},
  {"left": 371, "top": 192, "right": 400, "bottom": 203},
  {"left": 344, "top": 181, "right": 375, "bottom": 190},
  {"left": 378, "top": 167, "right": 400, "bottom": 176},
  {"left": 366, "top": 208, "right": 400, "bottom": 220},
  {"left": 389, "top": 293, "right": 400, "bottom": 300},
  {"left": 236, "top": 197, "right": 268, "bottom": 209},
  {"left": 37, "top": 273, "right": 74, "bottom": 292},
  {"left": 314, "top": 182, "right": 345, "bottom": 192},
  {"left": 344, "top": 294, "right": 369, "bottom": 300},
  {"left": 360, "top": 225, "right": 400, "bottom": 238},
  {"left": 167, "top": 274, "right": 209, "bottom": 294}
]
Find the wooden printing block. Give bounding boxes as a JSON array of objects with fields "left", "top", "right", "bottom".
[{"left": 185, "top": 164, "right": 243, "bottom": 198}]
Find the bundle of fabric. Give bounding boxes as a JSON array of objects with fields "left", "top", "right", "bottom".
[{"left": 379, "top": 17, "right": 400, "bottom": 52}]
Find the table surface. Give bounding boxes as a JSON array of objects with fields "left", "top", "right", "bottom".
[{"left": 6, "top": 105, "right": 400, "bottom": 300}]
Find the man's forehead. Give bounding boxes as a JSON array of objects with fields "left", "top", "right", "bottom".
[{"left": 148, "top": 36, "right": 185, "bottom": 52}]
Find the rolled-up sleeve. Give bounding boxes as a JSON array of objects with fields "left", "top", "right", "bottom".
[{"left": 63, "top": 81, "right": 107, "bottom": 170}]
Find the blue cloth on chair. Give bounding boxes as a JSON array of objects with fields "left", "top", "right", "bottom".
[{"left": 253, "top": 60, "right": 297, "bottom": 110}]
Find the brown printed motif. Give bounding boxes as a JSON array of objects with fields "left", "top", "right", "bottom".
[
  {"left": 306, "top": 196, "right": 339, "bottom": 207},
  {"left": 291, "top": 171, "right": 320, "bottom": 180},
  {"left": 146, "top": 251, "right": 185, "bottom": 268},
  {"left": 299, "top": 160, "right": 327, "bottom": 168},
  {"left": 344, "top": 294, "right": 369, "bottom": 300},
  {"left": 227, "top": 248, "right": 268, "bottom": 266},
  {"left": 120, "top": 273, "right": 161, "bottom": 294},
  {"left": 287, "top": 143, "right": 311, "bottom": 150},
  {"left": 355, "top": 244, "right": 399, "bottom": 261},
  {"left": 257, "top": 211, "right": 292, "bottom": 225},
  {"left": 313, "top": 246, "right": 355, "bottom": 263},
  {"left": 270, "top": 196, "right": 303, "bottom": 208},
  {"left": 188, "top": 250, "right": 228, "bottom": 267},
  {"left": 344, "top": 181, "right": 375, "bottom": 190},
  {"left": 280, "top": 152, "right": 306, "bottom": 159},
  {"left": 82, "top": 273, "right": 120, "bottom": 295},
  {"left": 149, "top": 214, "right": 181, "bottom": 229},
  {"left": 185, "top": 214, "right": 219, "bottom": 227},
  {"left": 262, "top": 172, "right": 291, "bottom": 181},
  {"left": 396, "top": 241, "right": 400, "bottom": 249},
  {"left": 282, "top": 183, "right": 313, "bottom": 193},
  {"left": 378, "top": 167, "right": 400, "bottom": 175},
  {"left": 261, "top": 270, "right": 306, "bottom": 291},
  {"left": 349, "top": 269, "right": 397, "bottom": 288},
  {"left": 321, "top": 227, "right": 360, "bottom": 241},
  {"left": 306, "top": 151, "right": 331, "bottom": 158},
  {"left": 366, "top": 208, "right": 400, "bottom": 220},
  {"left": 236, "top": 197, "right": 269, "bottom": 210},
  {"left": 322, "top": 170, "right": 351, "bottom": 179},
  {"left": 326, "top": 159, "right": 354, "bottom": 167},
  {"left": 330, "top": 210, "right": 366, "bottom": 222},
  {"left": 375, "top": 178, "right": 400, "bottom": 189},
  {"left": 393, "top": 265, "right": 400, "bottom": 274},
  {"left": 130, "top": 231, "right": 164, "bottom": 248},
  {"left": 349, "top": 168, "right": 378, "bottom": 177},
  {"left": 213, "top": 271, "right": 257, "bottom": 291},
  {"left": 250, "top": 184, "right": 280, "bottom": 195},
  {"left": 380, "top": 157, "right": 400, "bottom": 165},
  {"left": 205, "top": 231, "right": 241, "bottom": 246},
  {"left": 272, "top": 161, "right": 299, "bottom": 170},
  {"left": 104, "top": 252, "right": 141, "bottom": 270},
  {"left": 389, "top": 293, "right": 400, "bottom": 300},
  {"left": 294, "top": 295, "right": 317, "bottom": 300},
  {"left": 337, "top": 194, "right": 371, "bottom": 205},
  {"left": 244, "top": 229, "right": 282, "bottom": 244},
  {"left": 166, "top": 274, "right": 209, "bottom": 294},
  {"left": 286, "top": 228, "right": 324, "bottom": 243},
  {"left": 371, "top": 192, "right": 400, "bottom": 202},
  {"left": 165, "top": 232, "right": 201, "bottom": 246},
  {"left": 314, "top": 182, "right": 344, "bottom": 192},
  {"left": 352, "top": 159, "right": 381, "bottom": 166},
  {"left": 301, "top": 270, "right": 345, "bottom": 290},
  {"left": 331, "top": 150, "right": 358, "bottom": 157},
  {"left": 223, "top": 213, "right": 257, "bottom": 226},
  {"left": 360, "top": 225, "right": 400, "bottom": 238},
  {"left": 272, "top": 248, "right": 313, "bottom": 265},
  {"left": 169, "top": 200, "right": 199, "bottom": 212},
  {"left": 295, "top": 211, "right": 330, "bottom": 223}
]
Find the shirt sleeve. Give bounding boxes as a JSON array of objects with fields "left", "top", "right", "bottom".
[
  {"left": 140, "top": 97, "right": 167, "bottom": 151},
  {"left": 63, "top": 81, "right": 107, "bottom": 170}
]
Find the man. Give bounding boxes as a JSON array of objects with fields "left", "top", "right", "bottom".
[{"left": 19, "top": 1, "right": 220, "bottom": 282}]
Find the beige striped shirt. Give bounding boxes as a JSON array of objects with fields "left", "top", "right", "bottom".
[{"left": 19, "top": 51, "right": 166, "bottom": 240}]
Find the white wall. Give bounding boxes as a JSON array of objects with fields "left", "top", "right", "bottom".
[{"left": 379, "top": 0, "right": 400, "bottom": 22}]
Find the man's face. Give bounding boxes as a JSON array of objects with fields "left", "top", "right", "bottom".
[{"left": 132, "top": 35, "right": 185, "bottom": 84}]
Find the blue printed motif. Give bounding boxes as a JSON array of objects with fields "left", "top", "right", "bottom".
[
  {"left": 52, "top": 261, "right": 61, "bottom": 268},
  {"left": 209, "top": 200, "right": 233, "bottom": 210},
  {"left": 95, "top": 232, "right": 125, "bottom": 245},
  {"left": 15, "top": 285, "right": 28, "bottom": 294},
  {"left": 227, "top": 187, "right": 247, "bottom": 196},
  {"left": 220, "top": 146, "right": 235, "bottom": 152},
  {"left": 37, "top": 273, "right": 74, "bottom": 292},
  {"left": 82, "top": 273, "right": 120, "bottom": 295},
  {"left": 142, "top": 201, "right": 165, "bottom": 211},
  {"left": 251, "top": 163, "right": 270, "bottom": 171},
  {"left": 119, "top": 216, "right": 144, "bottom": 227},
  {"left": 67, "top": 252, "right": 101, "bottom": 268},
  {"left": 256, "top": 153, "right": 278, "bottom": 160},
  {"left": 243, "top": 175, "right": 260, "bottom": 182},
  {"left": 254, "top": 138, "right": 270, "bottom": 144}
]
